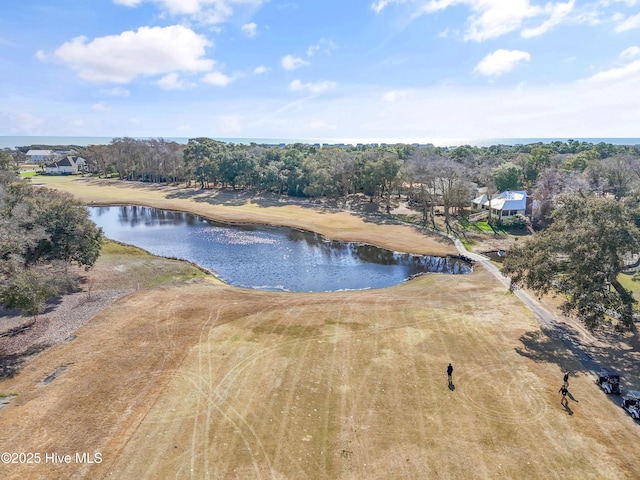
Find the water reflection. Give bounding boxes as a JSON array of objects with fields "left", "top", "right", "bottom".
[{"left": 89, "top": 206, "right": 471, "bottom": 292}]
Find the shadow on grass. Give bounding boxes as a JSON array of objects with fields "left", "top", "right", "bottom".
[
  {"left": 448, "top": 383, "right": 455, "bottom": 391},
  {"left": 0, "top": 343, "right": 51, "bottom": 380},
  {"left": 515, "top": 323, "right": 640, "bottom": 410},
  {"left": 166, "top": 188, "right": 251, "bottom": 207},
  {"left": 561, "top": 397, "right": 574, "bottom": 415},
  {"left": 514, "top": 329, "right": 590, "bottom": 373}
]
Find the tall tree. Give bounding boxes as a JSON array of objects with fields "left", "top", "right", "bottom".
[
  {"left": 404, "top": 149, "right": 442, "bottom": 227},
  {"left": 502, "top": 193, "right": 640, "bottom": 330},
  {"left": 601, "top": 154, "right": 636, "bottom": 200},
  {"left": 1, "top": 184, "right": 103, "bottom": 316},
  {"left": 490, "top": 162, "right": 523, "bottom": 192}
]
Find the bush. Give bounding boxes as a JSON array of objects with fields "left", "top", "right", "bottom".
[{"left": 500, "top": 214, "right": 529, "bottom": 229}]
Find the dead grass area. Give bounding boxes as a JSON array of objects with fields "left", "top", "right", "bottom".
[
  {"left": 1, "top": 178, "right": 639, "bottom": 479},
  {"left": 0, "top": 268, "right": 639, "bottom": 479},
  {"left": 0, "top": 241, "right": 211, "bottom": 380}
]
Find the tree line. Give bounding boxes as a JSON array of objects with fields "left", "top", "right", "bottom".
[
  {"left": 0, "top": 151, "right": 103, "bottom": 316},
  {"left": 13, "top": 138, "right": 640, "bottom": 214}
]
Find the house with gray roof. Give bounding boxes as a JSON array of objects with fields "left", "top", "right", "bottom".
[
  {"left": 471, "top": 190, "right": 527, "bottom": 219},
  {"left": 25, "top": 149, "right": 55, "bottom": 164},
  {"left": 44, "top": 156, "right": 86, "bottom": 175}
]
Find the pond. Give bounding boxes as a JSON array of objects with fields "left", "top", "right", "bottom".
[{"left": 88, "top": 206, "right": 471, "bottom": 292}]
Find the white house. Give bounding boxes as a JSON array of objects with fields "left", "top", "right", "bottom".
[
  {"left": 472, "top": 190, "right": 527, "bottom": 218},
  {"left": 25, "top": 150, "right": 55, "bottom": 164},
  {"left": 44, "top": 156, "right": 86, "bottom": 175}
]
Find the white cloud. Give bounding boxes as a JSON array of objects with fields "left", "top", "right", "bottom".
[
  {"left": 92, "top": 102, "right": 111, "bottom": 112},
  {"left": 474, "top": 49, "right": 531, "bottom": 77},
  {"left": 461, "top": 1, "right": 542, "bottom": 41},
  {"left": 374, "top": 0, "right": 577, "bottom": 41},
  {"left": 615, "top": 12, "right": 640, "bottom": 32},
  {"left": 54, "top": 25, "right": 214, "bottom": 83},
  {"left": 101, "top": 87, "right": 131, "bottom": 97},
  {"left": 522, "top": 0, "right": 575, "bottom": 38},
  {"left": 306, "top": 39, "right": 338, "bottom": 57},
  {"left": 202, "top": 71, "right": 233, "bottom": 86},
  {"left": 620, "top": 46, "right": 640, "bottom": 58},
  {"left": 371, "top": 0, "right": 406, "bottom": 13},
  {"left": 253, "top": 65, "right": 269, "bottom": 74},
  {"left": 241, "top": 22, "right": 257, "bottom": 38},
  {"left": 587, "top": 59, "right": 640, "bottom": 82},
  {"left": 5, "top": 70, "right": 640, "bottom": 139},
  {"left": 281, "top": 55, "right": 310, "bottom": 70},
  {"left": 157, "top": 72, "right": 186, "bottom": 89},
  {"left": 289, "top": 79, "right": 337, "bottom": 94},
  {"left": 35, "top": 50, "right": 48, "bottom": 61},
  {"left": 1, "top": 112, "right": 45, "bottom": 133},
  {"left": 382, "top": 90, "right": 408, "bottom": 102},
  {"left": 113, "top": 0, "right": 266, "bottom": 25}
]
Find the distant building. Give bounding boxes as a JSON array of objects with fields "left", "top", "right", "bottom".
[
  {"left": 471, "top": 190, "right": 527, "bottom": 219},
  {"left": 25, "top": 149, "right": 55, "bottom": 164},
  {"left": 44, "top": 156, "right": 86, "bottom": 175}
]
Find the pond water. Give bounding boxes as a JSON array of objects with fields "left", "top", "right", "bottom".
[{"left": 88, "top": 206, "right": 471, "bottom": 292}]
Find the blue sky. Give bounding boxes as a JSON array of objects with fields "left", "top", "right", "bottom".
[{"left": 1, "top": 0, "right": 639, "bottom": 140}]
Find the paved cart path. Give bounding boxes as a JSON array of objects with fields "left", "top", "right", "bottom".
[{"left": 438, "top": 230, "right": 602, "bottom": 373}]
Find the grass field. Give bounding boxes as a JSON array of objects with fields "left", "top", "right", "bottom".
[{"left": 1, "top": 177, "right": 639, "bottom": 479}]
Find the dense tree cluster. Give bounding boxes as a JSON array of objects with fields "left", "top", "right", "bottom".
[
  {"left": 0, "top": 155, "right": 103, "bottom": 316},
  {"left": 70, "top": 137, "right": 639, "bottom": 206},
  {"left": 502, "top": 194, "right": 640, "bottom": 330}
]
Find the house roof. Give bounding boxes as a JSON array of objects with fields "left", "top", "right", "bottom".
[
  {"left": 45, "top": 156, "right": 77, "bottom": 168},
  {"left": 472, "top": 190, "right": 527, "bottom": 211},
  {"left": 26, "top": 149, "right": 53, "bottom": 156}
]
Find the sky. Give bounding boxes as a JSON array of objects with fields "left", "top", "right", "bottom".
[{"left": 1, "top": 0, "right": 640, "bottom": 141}]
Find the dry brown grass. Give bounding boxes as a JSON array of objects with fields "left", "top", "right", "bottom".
[{"left": 1, "top": 177, "right": 639, "bottom": 479}]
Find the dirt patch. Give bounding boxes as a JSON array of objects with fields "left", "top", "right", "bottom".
[
  {"left": 0, "top": 240, "right": 209, "bottom": 380},
  {"left": 0, "top": 289, "right": 132, "bottom": 380}
]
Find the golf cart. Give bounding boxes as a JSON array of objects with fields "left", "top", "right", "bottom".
[
  {"left": 621, "top": 391, "right": 640, "bottom": 420},
  {"left": 596, "top": 368, "right": 621, "bottom": 394}
]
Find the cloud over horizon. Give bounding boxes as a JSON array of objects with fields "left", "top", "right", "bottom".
[{"left": 52, "top": 25, "right": 214, "bottom": 83}]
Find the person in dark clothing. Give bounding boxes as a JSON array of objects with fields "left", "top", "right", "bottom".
[
  {"left": 559, "top": 385, "right": 569, "bottom": 407},
  {"left": 563, "top": 371, "right": 570, "bottom": 387},
  {"left": 447, "top": 363, "right": 453, "bottom": 384}
]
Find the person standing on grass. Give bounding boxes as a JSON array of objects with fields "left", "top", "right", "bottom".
[
  {"left": 563, "top": 371, "right": 570, "bottom": 388},
  {"left": 559, "top": 385, "right": 569, "bottom": 407},
  {"left": 447, "top": 363, "right": 453, "bottom": 384}
]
